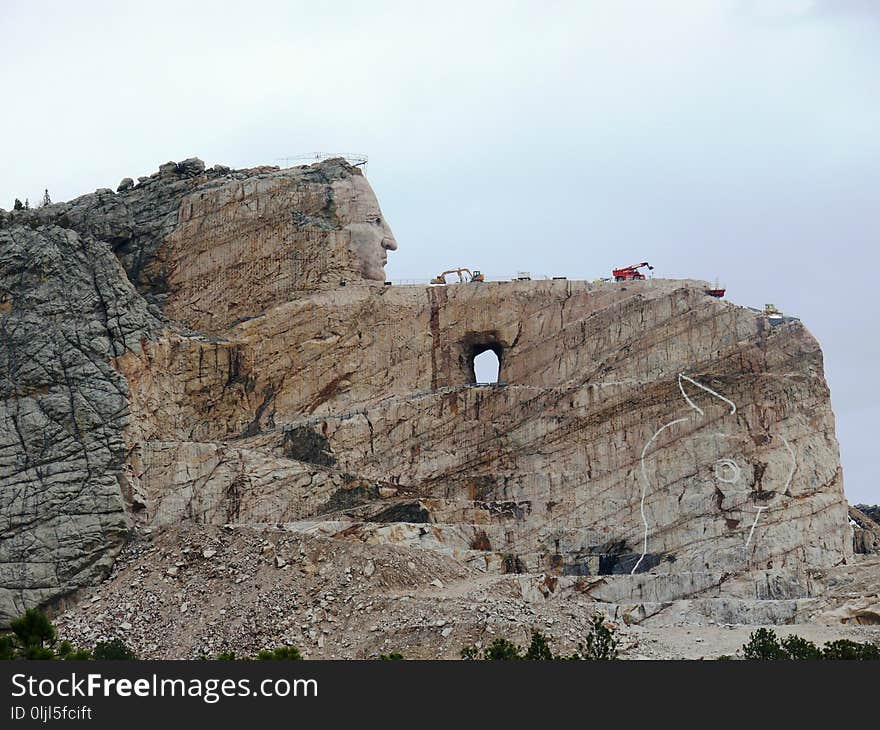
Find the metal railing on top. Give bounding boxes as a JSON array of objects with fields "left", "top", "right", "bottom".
[{"left": 276, "top": 153, "right": 368, "bottom": 170}]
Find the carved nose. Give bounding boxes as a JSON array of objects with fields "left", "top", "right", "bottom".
[{"left": 382, "top": 236, "right": 398, "bottom": 251}]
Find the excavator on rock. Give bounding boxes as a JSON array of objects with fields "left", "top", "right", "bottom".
[
  {"left": 612, "top": 262, "right": 653, "bottom": 281},
  {"left": 430, "top": 268, "right": 485, "bottom": 285},
  {"left": 763, "top": 303, "right": 784, "bottom": 324}
]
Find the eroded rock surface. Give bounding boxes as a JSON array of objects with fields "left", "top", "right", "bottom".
[
  {"left": 116, "top": 279, "right": 851, "bottom": 581},
  {"left": 850, "top": 506, "right": 880, "bottom": 554},
  {"left": 0, "top": 156, "right": 867, "bottom": 641},
  {"left": 1, "top": 157, "right": 391, "bottom": 622},
  {"left": 0, "top": 224, "right": 158, "bottom": 621}
]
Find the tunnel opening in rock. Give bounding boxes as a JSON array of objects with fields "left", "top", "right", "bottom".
[
  {"left": 460, "top": 332, "right": 506, "bottom": 385},
  {"left": 473, "top": 348, "right": 500, "bottom": 384}
]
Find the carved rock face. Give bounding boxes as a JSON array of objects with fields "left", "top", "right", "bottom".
[
  {"left": 333, "top": 175, "right": 398, "bottom": 281},
  {"left": 0, "top": 157, "right": 853, "bottom": 628},
  {"left": 156, "top": 160, "right": 396, "bottom": 331}
]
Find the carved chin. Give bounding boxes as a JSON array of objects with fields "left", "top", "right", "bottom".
[{"left": 360, "top": 260, "right": 386, "bottom": 281}]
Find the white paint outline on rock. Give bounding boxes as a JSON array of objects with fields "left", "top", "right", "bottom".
[
  {"left": 634, "top": 373, "right": 798, "bottom": 573},
  {"left": 632, "top": 372, "right": 735, "bottom": 575},
  {"left": 744, "top": 435, "right": 796, "bottom": 550},
  {"left": 714, "top": 458, "right": 741, "bottom": 484},
  {"left": 632, "top": 416, "right": 689, "bottom": 574},
  {"left": 677, "top": 372, "right": 736, "bottom": 417}
]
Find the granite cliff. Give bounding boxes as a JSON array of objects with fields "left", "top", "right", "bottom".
[{"left": 1, "top": 158, "right": 875, "bottom": 656}]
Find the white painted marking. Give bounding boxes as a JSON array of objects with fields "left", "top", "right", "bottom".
[
  {"left": 745, "top": 435, "right": 796, "bottom": 550},
  {"left": 632, "top": 417, "right": 689, "bottom": 575},
  {"left": 678, "top": 373, "right": 736, "bottom": 416},
  {"left": 714, "top": 458, "right": 741, "bottom": 484},
  {"left": 633, "top": 373, "right": 737, "bottom": 575},
  {"left": 781, "top": 436, "right": 796, "bottom": 493},
  {"left": 744, "top": 506, "right": 766, "bottom": 549}
]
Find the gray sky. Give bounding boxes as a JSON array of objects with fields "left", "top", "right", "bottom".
[{"left": 2, "top": 0, "right": 877, "bottom": 502}]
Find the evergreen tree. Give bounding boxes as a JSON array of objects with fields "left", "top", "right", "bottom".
[{"left": 10, "top": 608, "right": 57, "bottom": 659}]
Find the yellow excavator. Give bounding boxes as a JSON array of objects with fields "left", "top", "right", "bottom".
[
  {"left": 764, "top": 303, "right": 784, "bottom": 323},
  {"left": 430, "top": 268, "right": 485, "bottom": 285}
]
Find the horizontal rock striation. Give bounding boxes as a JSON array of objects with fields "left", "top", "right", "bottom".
[
  {"left": 0, "top": 157, "right": 389, "bottom": 622},
  {"left": 0, "top": 156, "right": 856, "bottom": 627},
  {"left": 117, "top": 280, "right": 849, "bottom": 581}
]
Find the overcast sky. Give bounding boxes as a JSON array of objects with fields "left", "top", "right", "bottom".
[{"left": 1, "top": 0, "right": 877, "bottom": 502}]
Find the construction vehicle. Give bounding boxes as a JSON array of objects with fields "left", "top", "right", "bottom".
[
  {"left": 430, "top": 268, "right": 484, "bottom": 285},
  {"left": 515, "top": 271, "right": 532, "bottom": 281},
  {"left": 612, "top": 262, "right": 653, "bottom": 281},
  {"left": 705, "top": 279, "right": 726, "bottom": 298},
  {"left": 764, "top": 303, "right": 784, "bottom": 323}
]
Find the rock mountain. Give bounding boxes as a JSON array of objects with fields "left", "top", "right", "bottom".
[{"left": 1, "top": 157, "right": 876, "bottom": 656}]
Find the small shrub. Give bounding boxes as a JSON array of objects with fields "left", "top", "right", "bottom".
[
  {"left": 57, "top": 641, "right": 91, "bottom": 660},
  {"left": 483, "top": 638, "right": 523, "bottom": 661},
  {"left": 821, "top": 639, "right": 880, "bottom": 661},
  {"left": 460, "top": 644, "right": 480, "bottom": 660},
  {"left": 0, "top": 635, "right": 16, "bottom": 660},
  {"left": 216, "top": 651, "right": 238, "bottom": 660},
  {"left": 781, "top": 635, "right": 822, "bottom": 660},
  {"left": 18, "top": 645, "right": 55, "bottom": 660},
  {"left": 577, "top": 615, "right": 620, "bottom": 661},
  {"left": 742, "top": 628, "right": 787, "bottom": 660},
  {"left": 523, "top": 631, "right": 555, "bottom": 661},
  {"left": 92, "top": 639, "right": 136, "bottom": 660},
  {"left": 378, "top": 652, "right": 404, "bottom": 660},
  {"left": 257, "top": 645, "right": 302, "bottom": 660}
]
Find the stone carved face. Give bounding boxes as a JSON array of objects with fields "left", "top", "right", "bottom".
[{"left": 332, "top": 175, "right": 398, "bottom": 281}]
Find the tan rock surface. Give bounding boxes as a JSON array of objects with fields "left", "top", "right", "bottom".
[
  {"left": 115, "top": 277, "right": 851, "bottom": 584},
  {"left": 3, "top": 157, "right": 874, "bottom": 652},
  {"left": 159, "top": 163, "right": 396, "bottom": 332}
]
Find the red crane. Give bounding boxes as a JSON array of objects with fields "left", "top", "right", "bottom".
[{"left": 612, "top": 262, "right": 653, "bottom": 282}]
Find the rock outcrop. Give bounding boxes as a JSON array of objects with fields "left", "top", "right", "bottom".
[
  {"left": 116, "top": 279, "right": 850, "bottom": 582},
  {"left": 850, "top": 506, "right": 880, "bottom": 554},
  {"left": 0, "top": 224, "right": 159, "bottom": 620},
  {"left": 0, "top": 156, "right": 858, "bottom": 632}
]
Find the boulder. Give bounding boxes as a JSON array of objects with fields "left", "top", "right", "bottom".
[{"left": 176, "top": 158, "right": 205, "bottom": 176}]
